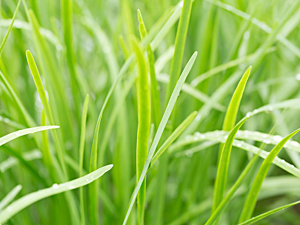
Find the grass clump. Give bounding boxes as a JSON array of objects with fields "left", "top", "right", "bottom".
[{"left": 1, "top": 0, "right": 300, "bottom": 224}]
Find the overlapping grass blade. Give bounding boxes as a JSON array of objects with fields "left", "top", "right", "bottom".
[
  {"left": 26, "top": 50, "right": 67, "bottom": 177},
  {"left": 0, "top": 185, "right": 22, "bottom": 211},
  {"left": 165, "top": 0, "right": 193, "bottom": 100},
  {"left": 132, "top": 38, "right": 151, "bottom": 225},
  {"left": 213, "top": 66, "right": 251, "bottom": 211},
  {"left": 0, "top": 165, "right": 113, "bottom": 223},
  {"left": 151, "top": 111, "right": 197, "bottom": 165},
  {"left": 239, "top": 129, "right": 300, "bottom": 222},
  {"left": 122, "top": 51, "right": 198, "bottom": 225},
  {"left": 239, "top": 200, "right": 300, "bottom": 225},
  {"left": 138, "top": 9, "right": 161, "bottom": 128},
  {"left": 79, "top": 94, "right": 89, "bottom": 225}
]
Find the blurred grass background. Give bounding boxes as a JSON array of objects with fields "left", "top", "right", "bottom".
[{"left": 1, "top": 0, "right": 300, "bottom": 224}]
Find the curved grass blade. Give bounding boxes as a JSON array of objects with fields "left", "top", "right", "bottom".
[
  {"left": 122, "top": 51, "right": 198, "bottom": 225},
  {"left": 132, "top": 38, "right": 151, "bottom": 225},
  {"left": 0, "top": 185, "right": 22, "bottom": 211},
  {"left": 213, "top": 66, "right": 251, "bottom": 211},
  {"left": 0, "top": 126, "right": 59, "bottom": 146},
  {"left": 26, "top": 50, "right": 67, "bottom": 177},
  {"left": 239, "top": 200, "right": 300, "bottom": 225},
  {"left": 0, "top": 0, "right": 21, "bottom": 56},
  {"left": 222, "top": 66, "right": 251, "bottom": 131},
  {"left": 239, "top": 129, "right": 300, "bottom": 222},
  {"left": 151, "top": 111, "right": 197, "bottom": 165},
  {"left": 0, "top": 164, "right": 113, "bottom": 223}
]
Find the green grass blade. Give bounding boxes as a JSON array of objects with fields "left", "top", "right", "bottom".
[
  {"left": 212, "top": 117, "right": 249, "bottom": 212},
  {"left": 138, "top": 9, "right": 161, "bottom": 129},
  {"left": 239, "top": 128, "right": 300, "bottom": 222},
  {"left": 41, "top": 110, "right": 56, "bottom": 181},
  {"left": 165, "top": 0, "right": 193, "bottom": 101},
  {"left": 222, "top": 66, "right": 251, "bottom": 131},
  {"left": 151, "top": 111, "right": 197, "bottom": 165},
  {"left": 212, "top": 66, "right": 251, "bottom": 211},
  {"left": 133, "top": 38, "right": 151, "bottom": 225},
  {"left": 79, "top": 94, "right": 89, "bottom": 225},
  {"left": 0, "top": 126, "right": 59, "bottom": 146},
  {"left": 122, "top": 51, "right": 198, "bottom": 225},
  {"left": 0, "top": 164, "right": 113, "bottom": 223},
  {"left": 0, "top": 185, "right": 22, "bottom": 211},
  {"left": 206, "top": 152, "right": 260, "bottom": 225},
  {"left": 26, "top": 50, "right": 68, "bottom": 178},
  {"left": 238, "top": 200, "right": 300, "bottom": 225},
  {"left": 0, "top": 0, "right": 21, "bottom": 56}
]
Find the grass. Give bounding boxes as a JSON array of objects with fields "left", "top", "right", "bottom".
[{"left": 1, "top": 0, "right": 300, "bottom": 224}]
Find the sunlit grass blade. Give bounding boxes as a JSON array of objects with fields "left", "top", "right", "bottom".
[
  {"left": 0, "top": 126, "right": 59, "bottom": 146},
  {"left": 222, "top": 66, "right": 251, "bottom": 131},
  {"left": 238, "top": 128, "right": 300, "bottom": 222},
  {"left": 151, "top": 111, "right": 197, "bottom": 165},
  {"left": 0, "top": 185, "right": 22, "bottom": 211},
  {"left": 0, "top": 164, "right": 113, "bottom": 223},
  {"left": 213, "top": 66, "right": 251, "bottom": 211},
  {"left": 132, "top": 38, "right": 151, "bottom": 225},
  {"left": 26, "top": 50, "right": 67, "bottom": 177},
  {"left": 122, "top": 51, "right": 198, "bottom": 225},
  {"left": 238, "top": 200, "right": 300, "bottom": 225},
  {"left": 0, "top": 0, "right": 21, "bottom": 56},
  {"left": 138, "top": 9, "right": 161, "bottom": 129}
]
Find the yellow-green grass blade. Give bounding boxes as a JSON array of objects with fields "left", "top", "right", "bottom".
[
  {"left": 26, "top": 50, "right": 68, "bottom": 178},
  {"left": 138, "top": 9, "right": 161, "bottom": 129},
  {"left": 133, "top": 38, "right": 151, "bottom": 225}
]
